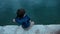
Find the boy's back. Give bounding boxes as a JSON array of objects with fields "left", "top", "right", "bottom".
[{"left": 15, "top": 15, "right": 30, "bottom": 28}]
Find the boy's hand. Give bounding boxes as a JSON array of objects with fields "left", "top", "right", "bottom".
[
  {"left": 30, "top": 20, "right": 34, "bottom": 25},
  {"left": 29, "top": 20, "right": 34, "bottom": 27},
  {"left": 13, "top": 19, "right": 16, "bottom": 22}
]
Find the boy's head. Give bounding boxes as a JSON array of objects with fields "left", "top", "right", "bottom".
[{"left": 17, "top": 8, "right": 25, "bottom": 18}]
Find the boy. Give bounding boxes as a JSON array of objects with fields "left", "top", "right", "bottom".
[{"left": 13, "top": 8, "right": 34, "bottom": 30}]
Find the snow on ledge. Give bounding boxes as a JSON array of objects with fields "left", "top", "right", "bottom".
[{"left": 0, "top": 25, "right": 60, "bottom": 34}]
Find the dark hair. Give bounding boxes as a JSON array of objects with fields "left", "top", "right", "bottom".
[
  {"left": 16, "top": 8, "right": 25, "bottom": 18},
  {"left": 17, "top": 8, "right": 25, "bottom": 14}
]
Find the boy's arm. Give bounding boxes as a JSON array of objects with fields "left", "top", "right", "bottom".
[{"left": 13, "top": 18, "right": 23, "bottom": 25}]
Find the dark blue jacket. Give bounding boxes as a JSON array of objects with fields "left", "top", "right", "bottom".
[{"left": 15, "top": 15, "right": 30, "bottom": 28}]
